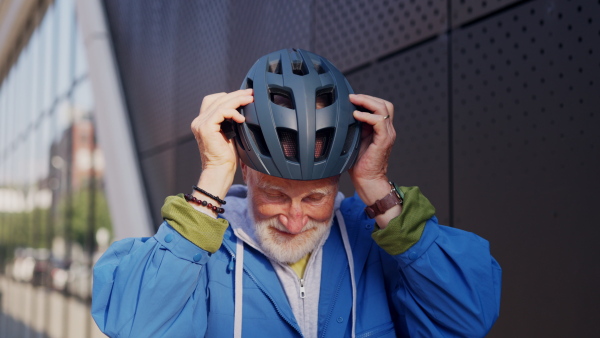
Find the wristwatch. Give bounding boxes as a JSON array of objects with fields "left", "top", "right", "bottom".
[{"left": 364, "top": 181, "right": 403, "bottom": 219}]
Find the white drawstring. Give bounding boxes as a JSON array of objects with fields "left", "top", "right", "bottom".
[
  {"left": 336, "top": 210, "right": 356, "bottom": 338},
  {"left": 234, "top": 237, "right": 244, "bottom": 338},
  {"left": 234, "top": 212, "right": 354, "bottom": 337}
]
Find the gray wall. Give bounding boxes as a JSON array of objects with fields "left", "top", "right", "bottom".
[{"left": 102, "top": 0, "right": 600, "bottom": 336}]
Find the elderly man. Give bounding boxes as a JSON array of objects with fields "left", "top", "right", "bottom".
[{"left": 92, "top": 49, "right": 501, "bottom": 337}]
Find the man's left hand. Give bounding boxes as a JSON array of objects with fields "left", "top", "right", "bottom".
[{"left": 349, "top": 94, "right": 400, "bottom": 228}]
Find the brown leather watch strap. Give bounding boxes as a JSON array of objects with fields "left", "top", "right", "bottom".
[{"left": 365, "top": 183, "right": 403, "bottom": 219}]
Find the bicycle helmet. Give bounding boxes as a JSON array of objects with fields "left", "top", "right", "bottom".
[{"left": 233, "top": 48, "right": 361, "bottom": 180}]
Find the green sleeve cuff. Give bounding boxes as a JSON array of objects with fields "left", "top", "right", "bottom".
[
  {"left": 161, "top": 194, "right": 229, "bottom": 253},
  {"left": 371, "top": 186, "right": 436, "bottom": 255}
]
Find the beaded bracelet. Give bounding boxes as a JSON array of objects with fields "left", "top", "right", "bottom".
[
  {"left": 184, "top": 193, "right": 225, "bottom": 214},
  {"left": 192, "top": 186, "right": 226, "bottom": 205}
]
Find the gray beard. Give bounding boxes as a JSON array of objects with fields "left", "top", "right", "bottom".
[
  {"left": 253, "top": 215, "right": 333, "bottom": 264},
  {"left": 247, "top": 192, "right": 333, "bottom": 264}
]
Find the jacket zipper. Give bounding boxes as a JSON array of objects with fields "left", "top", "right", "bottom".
[
  {"left": 223, "top": 245, "right": 304, "bottom": 337},
  {"left": 299, "top": 278, "right": 306, "bottom": 299}
]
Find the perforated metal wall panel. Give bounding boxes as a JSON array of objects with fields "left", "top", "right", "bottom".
[
  {"left": 452, "top": 0, "right": 600, "bottom": 336},
  {"left": 140, "top": 148, "right": 175, "bottom": 224},
  {"left": 346, "top": 39, "right": 450, "bottom": 224},
  {"left": 103, "top": 1, "right": 176, "bottom": 153},
  {"left": 451, "top": 0, "right": 521, "bottom": 27},
  {"left": 169, "top": 1, "right": 232, "bottom": 141},
  {"left": 314, "top": 0, "right": 447, "bottom": 72},
  {"left": 225, "top": 0, "right": 312, "bottom": 90},
  {"left": 104, "top": 0, "right": 231, "bottom": 152},
  {"left": 104, "top": 0, "right": 233, "bottom": 219}
]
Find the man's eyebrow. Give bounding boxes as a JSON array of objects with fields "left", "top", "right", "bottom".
[
  {"left": 309, "top": 187, "right": 334, "bottom": 195},
  {"left": 256, "top": 181, "right": 284, "bottom": 192},
  {"left": 256, "top": 182, "right": 334, "bottom": 196}
]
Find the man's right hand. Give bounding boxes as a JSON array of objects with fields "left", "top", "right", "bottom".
[{"left": 190, "top": 89, "right": 253, "bottom": 203}]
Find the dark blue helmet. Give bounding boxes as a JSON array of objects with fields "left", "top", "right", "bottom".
[{"left": 234, "top": 48, "right": 361, "bottom": 180}]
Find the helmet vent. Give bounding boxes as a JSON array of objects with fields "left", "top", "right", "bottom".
[
  {"left": 315, "top": 128, "right": 333, "bottom": 161},
  {"left": 248, "top": 124, "right": 271, "bottom": 157},
  {"left": 269, "top": 88, "right": 295, "bottom": 109},
  {"left": 316, "top": 87, "right": 334, "bottom": 109},
  {"left": 292, "top": 60, "right": 309, "bottom": 76},
  {"left": 312, "top": 60, "right": 327, "bottom": 74},
  {"left": 246, "top": 78, "right": 253, "bottom": 89},
  {"left": 277, "top": 128, "right": 298, "bottom": 161},
  {"left": 341, "top": 123, "right": 357, "bottom": 155},
  {"left": 268, "top": 60, "right": 282, "bottom": 74}
]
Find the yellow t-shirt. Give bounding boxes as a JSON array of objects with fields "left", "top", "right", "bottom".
[{"left": 289, "top": 253, "right": 311, "bottom": 278}]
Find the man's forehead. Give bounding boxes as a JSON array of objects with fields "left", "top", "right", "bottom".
[
  {"left": 257, "top": 180, "right": 333, "bottom": 195},
  {"left": 252, "top": 170, "right": 338, "bottom": 194}
]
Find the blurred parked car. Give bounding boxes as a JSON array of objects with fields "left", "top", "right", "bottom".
[
  {"left": 10, "top": 244, "right": 93, "bottom": 299},
  {"left": 11, "top": 247, "right": 51, "bottom": 286}
]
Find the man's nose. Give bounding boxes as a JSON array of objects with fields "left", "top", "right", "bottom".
[{"left": 278, "top": 202, "right": 308, "bottom": 234}]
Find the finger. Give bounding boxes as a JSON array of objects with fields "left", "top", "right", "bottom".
[
  {"left": 353, "top": 110, "right": 395, "bottom": 147},
  {"left": 200, "top": 92, "right": 227, "bottom": 113},
  {"left": 199, "top": 94, "right": 253, "bottom": 127},
  {"left": 192, "top": 107, "right": 246, "bottom": 136},
  {"left": 353, "top": 110, "right": 390, "bottom": 126},
  {"left": 217, "top": 108, "right": 246, "bottom": 124},
  {"left": 214, "top": 92, "right": 254, "bottom": 112},
  {"left": 383, "top": 101, "right": 394, "bottom": 116},
  {"left": 355, "top": 93, "right": 388, "bottom": 106},
  {"left": 350, "top": 94, "right": 393, "bottom": 119},
  {"left": 201, "top": 108, "right": 247, "bottom": 131},
  {"left": 205, "top": 89, "right": 253, "bottom": 112},
  {"left": 359, "top": 94, "right": 391, "bottom": 116}
]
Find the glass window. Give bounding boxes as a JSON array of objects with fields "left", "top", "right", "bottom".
[
  {"left": 40, "top": 3, "right": 55, "bottom": 111},
  {"left": 0, "top": 1, "right": 112, "bottom": 336},
  {"left": 75, "top": 19, "right": 88, "bottom": 80},
  {"left": 55, "top": 0, "right": 75, "bottom": 96}
]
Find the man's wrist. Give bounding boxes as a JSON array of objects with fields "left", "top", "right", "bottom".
[
  {"left": 374, "top": 204, "right": 402, "bottom": 230},
  {"left": 196, "top": 167, "right": 235, "bottom": 198},
  {"left": 355, "top": 178, "right": 404, "bottom": 229},
  {"left": 354, "top": 178, "right": 392, "bottom": 206},
  {"left": 365, "top": 182, "right": 403, "bottom": 218},
  {"left": 371, "top": 186, "right": 433, "bottom": 255},
  {"left": 189, "top": 201, "right": 219, "bottom": 219}
]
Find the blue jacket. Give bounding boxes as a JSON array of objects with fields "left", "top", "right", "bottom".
[{"left": 92, "top": 193, "right": 501, "bottom": 337}]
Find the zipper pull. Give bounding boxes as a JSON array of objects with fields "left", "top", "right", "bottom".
[
  {"left": 227, "top": 255, "right": 235, "bottom": 273},
  {"left": 299, "top": 278, "right": 306, "bottom": 299}
]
